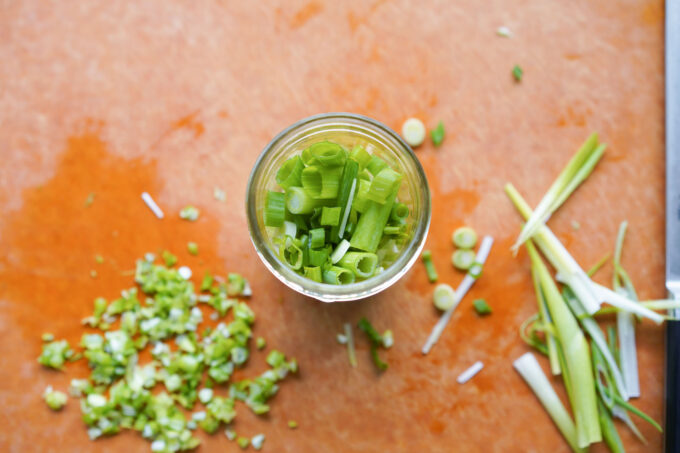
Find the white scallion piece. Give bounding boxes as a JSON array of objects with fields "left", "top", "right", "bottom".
[
  {"left": 401, "top": 118, "right": 426, "bottom": 147},
  {"left": 178, "top": 266, "right": 192, "bottom": 280},
  {"left": 198, "top": 388, "right": 213, "bottom": 404},
  {"left": 242, "top": 281, "right": 252, "bottom": 297},
  {"left": 283, "top": 220, "right": 297, "bottom": 239},
  {"left": 613, "top": 221, "right": 640, "bottom": 398},
  {"left": 337, "top": 179, "right": 357, "bottom": 239},
  {"left": 251, "top": 434, "right": 265, "bottom": 450},
  {"left": 344, "top": 322, "right": 357, "bottom": 367},
  {"left": 213, "top": 186, "right": 226, "bottom": 202},
  {"left": 618, "top": 311, "right": 639, "bottom": 398},
  {"left": 382, "top": 330, "right": 393, "bottom": 348},
  {"left": 331, "top": 239, "right": 351, "bottom": 264},
  {"left": 151, "top": 440, "right": 166, "bottom": 452},
  {"left": 422, "top": 236, "right": 494, "bottom": 354},
  {"left": 141, "top": 192, "right": 164, "bottom": 219},
  {"left": 433, "top": 283, "right": 456, "bottom": 311},
  {"left": 457, "top": 361, "right": 484, "bottom": 384},
  {"left": 513, "top": 352, "right": 581, "bottom": 452},
  {"left": 496, "top": 26, "right": 512, "bottom": 37},
  {"left": 336, "top": 333, "right": 348, "bottom": 345}
]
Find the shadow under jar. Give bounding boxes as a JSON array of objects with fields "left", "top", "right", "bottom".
[{"left": 246, "top": 113, "right": 431, "bottom": 302}]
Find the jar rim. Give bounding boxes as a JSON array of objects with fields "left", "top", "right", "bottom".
[{"left": 245, "top": 112, "right": 431, "bottom": 302}]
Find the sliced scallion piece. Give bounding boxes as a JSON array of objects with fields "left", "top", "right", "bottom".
[
  {"left": 301, "top": 166, "right": 343, "bottom": 199},
  {"left": 214, "top": 186, "right": 226, "bottom": 202},
  {"left": 351, "top": 179, "right": 372, "bottom": 214},
  {"left": 512, "top": 64, "right": 523, "bottom": 82},
  {"left": 366, "top": 168, "right": 402, "bottom": 204},
  {"left": 344, "top": 323, "right": 357, "bottom": 367},
  {"left": 264, "top": 191, "right": 286, "bottom": 227},
  {"left": 350, "top": 185, "right": 399, "bottom": 253},
  {"left": 357, "top": 318, "right": 388, "bottom": 371},
  {"left": 383, "top": 226, "right": 404, "bottom": 235},
  {"left": 308, "top": 248, "right": 329, "bottom": 267},
  {"left": 433, "top": 283, "right": 456, "bottom": 311},
  {"left": 141, "top": 192, "right": 164, "bottom": 219},
  {"left": 349, "top": 145, "right": 372, "bottom": 170},
  {"left": 390, "top": 202, "right": 409, "bottom": 224},
  {"left": 285, "top": 187, "right": 323, "bottom": 214},
  {"left": 320, "top": 206, "right": 341, "bottom": 226},
  {"left": 612, "top": 221, "right": 640, "bottom": 398},
  {"left": 382, "top": 330, "right": 393, "bottom": 348},
  {"left": 303, "top": 266, "right": 322, "bottom": 282},
  {"left": 309, "top": 228, "right": 325, "bottom": 249},
  {"left": 336, "top": 179, "right": 357, "bottom": 240},
  {"left": 162, "top": 250, "right": 178, "bottom": 267},
  {"left": 421, "top": 250, "right": 438, "bottom": 283},
  {"left": 457, "top": 361, "right": 483, "bottom": 384},
  {"left": 281, "top": 238, "right": 303, "bottom": 270},
  {"left": 301, "top": 146, "right": 318, "bottom": 166},
  {"left": 513, "top": 353, "right": 584, "bottom": 453},
  {"left": 251, "top": 433, "right": 265, "bottom": 450},
  {"left": 330, "top": 239, "right": 351, "bottom": 264},
  {"left": 401, "top": 118, "right": 426, "bottom": 147},
  {"left": 43, "top": 385, "right": 68, "bottom": 410},
  {"left": 323, "top": 266, "right": 356, "bottom": 285},
  {"left": 366, "top": 155, "right": 388, "bottom": 176},
  {"left": 337, "top": 252, "right": 378, "bottom": 278},
  {"left": 179, "top": 205, "right": 200, "bottom": 221},
  {"left": 275, "top": 156, "right": 304, "bottom": 189},
  {"left": 452, "top": 249, "right": 475, "bottom": 271},
  {"left": 452, "top": 226, "right": 477, "bottom": 249},
  {"left": 38, "top": 339, "right": 74, "bottom": 370},
  {"left": 283, "top": 220, "right": 297, "bottom": 239},
  {"left": 431, "top": 121, "right": 445, "bottom": 147},
  {"left": 310, "top": 141, "right": 346, "bottom": 167}
]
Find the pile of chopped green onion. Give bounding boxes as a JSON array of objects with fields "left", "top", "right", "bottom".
[
  {"left": 507, "top": 133, "right": 676, "bottom": 452},
  {"left": 38, "top": 254, "right": 297, "bottom": 452},
  {"left": 264, "top": 140, "right": 412, "bottom": 285}
]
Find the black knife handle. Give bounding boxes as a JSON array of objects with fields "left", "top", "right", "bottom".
[{"left": 666, "top": 319, "right": 680, "bottom": 452}]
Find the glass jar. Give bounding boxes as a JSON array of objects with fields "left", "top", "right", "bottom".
[{"left": 246, "top": 113, "right": 431, "bottom": 302}]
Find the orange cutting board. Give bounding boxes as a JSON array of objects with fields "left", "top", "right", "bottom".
[{"left": 0, "top": 1, "right": 665, "bottom": 452}]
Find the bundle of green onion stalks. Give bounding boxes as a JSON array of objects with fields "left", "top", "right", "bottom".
[
  {"left": 264, "top": 140, "right": 412, "bottom": 285},
  {"left": 507, "top": 133, "right": 678, "bottom": 453}
]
